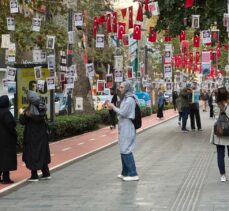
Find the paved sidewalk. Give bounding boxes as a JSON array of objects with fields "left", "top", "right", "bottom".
[{"left": 0, "top": 109, "right": 178, "bottom": 194}]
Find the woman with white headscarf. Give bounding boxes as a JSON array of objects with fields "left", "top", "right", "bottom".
[
  {"left": 19, "top": 90, "right": 51, "bottom": 182},
  {"left": 107, "top": 81, "right": 139, "bottom": 181}
]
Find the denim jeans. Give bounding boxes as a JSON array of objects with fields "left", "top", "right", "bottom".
[
  {"left": 181, "top": 107, "right": 190, "bottom": 130},
  {"left": 121, "top": 153, "right": 138, "bottom": 177},
  {"left": 216, "top": 145, "right": 229, "bottom": 175}
]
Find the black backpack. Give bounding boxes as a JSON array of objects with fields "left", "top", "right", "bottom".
[
  {"left": 214, "top": 106, "right": 229, "bottom": 137},
  {"left": 130, "top": 96, "right": 142, "bottom": 130}
]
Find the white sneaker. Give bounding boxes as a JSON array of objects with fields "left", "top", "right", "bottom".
[
  {"left": 122, "top": 176, "right": 139, "bottom": 181},
  {"left": 117, "top": 174, "right": 124, "bottom": 179},
  {"left": 221, "top": 175, "right": 227, "bottom": 182}
]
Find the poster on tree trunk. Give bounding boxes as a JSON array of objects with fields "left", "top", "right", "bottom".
[
  {"left": 86, "top": 63, "right": 94, "bottom": 78},
  {"left": 74, "top": 13, "right": 83, "bottom": 27},
  {"left": 7, "top": 66, "right": 16, "bottom": 81},
  {"left": 75, "top": 97, "right": 83, "bottom": 111},
  {"left": 202, "top": 30, "right": 211, "bottom": 44},
  {"left": 127, "top": 66, "right": 133, "bottom": 79},
  {"left": 32, "top": 18, "right": 41, "bottom": 32},
  {"left": 192, "top": 15, "right": 200, "bottom": 29},
  {"left": 96, "top": 34, "right": 104, "bottom": 48},
  {"left": 7, "top": 17, "right": 15, "bottom": 31},
  {"left": 46, "top": 77, "right": 55, "bottom": 90},
  {"left": 106, "top": 74, "right": 113, "bottom": 88},
  {"left": 97, "top": 80, "right": 105, "bottom": 93},
  {"left": 164, "top": 64, "right": 172, "bottom": 78},
  {"left": 1, "top": 34, "right": 10, "bottom": 48},
  {"left": 10, "top": 0, "right": 19, "bottom": 13}
]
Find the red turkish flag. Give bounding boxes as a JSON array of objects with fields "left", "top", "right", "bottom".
[
  {"left": 199, "top": 64, "right": 202, "bottom": 73},
  {"left": 185, "top": 0, "right": 194, "bottom": 8},
  {"left": 93, "top": 17, "right": 97, "bottom": 36},
  {"left": 193, "top": 34, "right": 200, "bottom": 47},
  {"left": 188, "top": 62, "right": 192, "bottom": 71},
  {"left": 118, "top": 22, "right": 126, "bottom": 40},
  {"left": 128, "top": 6, "right": 133, "bottom": 29},
  {"left": 148, "top": 27, "right": 157, "bottom": 42},
  {"left": 182, "top": 59, "right": 187, "bottom": 69},
  {"left": 133, "top": 24, "right": 141, "bottom": 40},
  {"left": 121, "top": 8, "right": 127, "bottom": 19},
  {"left": 181, "top": 40, "right": 189, "bottom": 54},
  {"left": 112, "top": 12, "right": 117, "bottom": 33},
  {"left": 195, "top": 51, "right": 200, "bottom": 63},
  {"left": 180, "top": 31, "right": 186, "bottom": 42},
  {"left": 189, "top": 52, "right": 193, "bottom": 63},
  {"left": 209, "top": 49, "right": 213, "bottom": 60},
  {"left": 98, "top": 16, "right": 105, "bottom": 25},
  {"left": 136, "top": 3, "right": 143, "bottom": 22},
  {"left": 106, "top": 14, "right": 111, "bottom": 33},
  {"left": 193, "top": 63, "right": 198, "bottom": 72},
  {"left": 217, "top": 46, "right": 221, "bottom": 58},
  {"left": 224, "top": 44, "right": 229, "bottom": 50},
  {"left": 145, "top": 0, "right": 149, "bottom": 11},
  {"left": 164, "top": 35, "right": 172, "bottom": 42},
  {"left": 176, "top": 54, "right": 182, "bottom": 68}
]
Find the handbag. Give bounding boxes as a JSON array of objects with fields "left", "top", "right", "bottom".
[{"left": 214, "top": 106, "right": 229, "bottom": 137}]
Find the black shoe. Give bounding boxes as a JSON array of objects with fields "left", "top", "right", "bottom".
[{"left": 2, "top": 179, "right": 14, "bottom": 184}]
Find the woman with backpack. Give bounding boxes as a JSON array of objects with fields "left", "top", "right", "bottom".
[
  {"left": 210, "top": 87, "right": 229, "bottom": 182},
  {"left": 106, "top": 81, "right": 139, "bottom": 181},
  {"left": 19, "top": 90, "right": 51, "bottom": 182}
]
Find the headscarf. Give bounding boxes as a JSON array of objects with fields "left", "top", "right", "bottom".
[
  {"left": 123, "top": 80, "right": 134, "bottom": 98},
  {"left": 27, "top": 90, "right": 40, "bottom": 115},
  {"left": 0, "top": 95, "right": 10, "bottom": 108}
]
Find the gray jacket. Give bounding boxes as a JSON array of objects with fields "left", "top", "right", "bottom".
[{"left": 113, "top": 96, "right": 136, "bottom": 154}]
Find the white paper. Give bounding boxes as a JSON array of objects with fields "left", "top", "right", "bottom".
[
  {"left": 7, "top": 66, "right": 16, "bottom": 81},
  {"left": 74, "top": 13, "right": 83, "bottom": 27},
  {"left": 32, "top": 18, "right": 41, "bottom": 32},
  {"left": 96, "top": 34, "right": 105, "bottom": 48},
  {"left": 46, "top": 35, "right": 55, "bottom": 49},
  {"left": 7, "top": 17, "right": 15, "bottom": 31},
  {"left": 10, "top": 0, "right": 19, "bottom": 13},
  {"left": 75, "top": 97, "right": 83, "bottom": 111},
  {"left": 34, "top": 66, "right": 42, "bottom": 79},
  {"left": 1, "top": 34, "right": 10, "bottom": 49},
  {"left": 86, "top": 63, "right": 94, "bottom": 78},
  {"left": 46, "top": 77, "right": 55, "bottom": 90}
]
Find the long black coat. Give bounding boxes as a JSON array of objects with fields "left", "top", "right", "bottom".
[
  {"left": 0, "top": 99, "right": 17, "bottom": 171},
  {"left": 19, "top": 113, "right": 51, "bottom": 170}
]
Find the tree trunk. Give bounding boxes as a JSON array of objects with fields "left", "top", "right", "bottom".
[{"left": 72, "top": 57, "right": 95, "bottom": 113}]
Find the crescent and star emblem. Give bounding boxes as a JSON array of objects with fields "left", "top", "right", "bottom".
[{"left": 135, "top": 25, "right": 140, "bottom": 34}]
